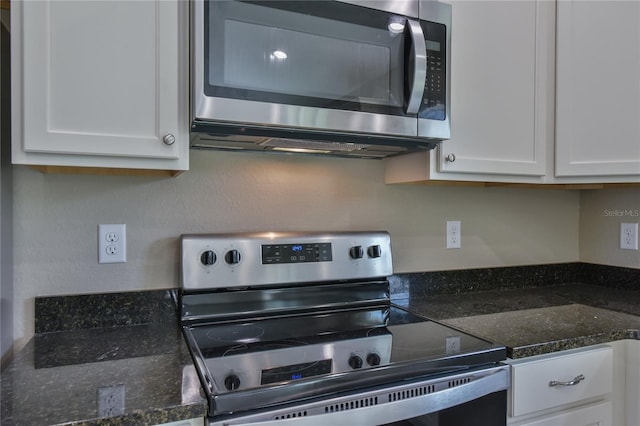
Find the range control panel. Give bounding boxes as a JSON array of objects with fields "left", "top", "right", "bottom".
[
  {"left": 180, "top": 231, "right": 393, "bottom": 290},
  {"left": 262, "top": 243, "right": 332, "bottom": 264}
]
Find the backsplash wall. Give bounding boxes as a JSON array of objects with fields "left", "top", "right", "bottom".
[
  {"left": 12, "top": 150, "right": 580, "bottom": 350},
  {"left": 580, "top": 188, "right": 640, "bottom": 268}
]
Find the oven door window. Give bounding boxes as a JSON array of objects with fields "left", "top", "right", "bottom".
[{"left": 204, "top": 0, "right": 410, "bottom": 116}]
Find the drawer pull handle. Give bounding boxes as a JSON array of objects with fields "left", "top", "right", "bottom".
[{"left": 549, "top": 374, "right": 585, "bottom": 387}]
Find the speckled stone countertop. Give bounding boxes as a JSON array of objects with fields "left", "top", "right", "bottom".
[
  {"left": 3, "top": 263, "right": 638, "bottom": 424},
  {"left": 0, "top": 290, "right": 207, "bottom": 426},
  {"left": 392, "top": 268, "right": 640, "bottom": 360}
]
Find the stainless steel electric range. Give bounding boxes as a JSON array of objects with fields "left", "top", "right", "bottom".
[{"left": 179, "top": 231, "right": 509, "bottom": 426}]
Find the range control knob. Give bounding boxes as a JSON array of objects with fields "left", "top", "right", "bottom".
[
  {"left": 349, "top": 246, "right": 364, "bottom": 259},
  {"left": 224, "top": 374, "right": 241, "bottom": 391},
  {"left": 200, "top": 250, "right": 216, "bottom": 266},
  {"left": 224, "top": 249, "right": 241, "bottom": 265},
  {"left": 366, "top": 353, "right": 381, "bottom": 366},
  {"left": 367, "top": 245, "right": 382, "bottom": 258},
  {"left": 348, "top": 355, "right": 363, "bottom": 369}
]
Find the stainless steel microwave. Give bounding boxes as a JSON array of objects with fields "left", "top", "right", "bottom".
[{"left": 191, "top": 0, "right": 452, "bottom": 158}]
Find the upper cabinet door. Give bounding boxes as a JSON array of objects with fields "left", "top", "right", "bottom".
[
  {"left": 431, "top": 0, "right": 552, "bottom": 179},
  {"left": 12, "top": 0, "right": 188, "bottom": 171},
  {"left": 556, "top": 1, "right": 640, "bottom": 177}
]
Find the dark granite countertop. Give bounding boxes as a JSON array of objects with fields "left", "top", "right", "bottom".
[
  {"left": 0, "top": 290, "right": 207, "bottom": 426},
  {"left": 3, "top": 263, "right": 638, "bottom": 424},
  {"left": 393, "top": 283, "right": 640, "bottom": 359}
]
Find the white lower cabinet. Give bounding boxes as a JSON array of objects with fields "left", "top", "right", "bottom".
[
  {"left": 507, "top": 344, "right": 617, "bottom": 426},
  {"left": 519, "top": 401, "right": 612, "bottom": 426},
  {"left": 625, "top": 340, "right": 640, "bottom": 426}
]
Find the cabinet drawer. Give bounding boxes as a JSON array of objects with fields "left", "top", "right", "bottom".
[
  {"left": 519, "top": 400, "right": 612, "bottom": 426},
  {"left": 510, "top": 346, "right": 612, "bottom": 417}
]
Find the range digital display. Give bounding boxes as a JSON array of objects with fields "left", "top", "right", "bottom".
[
  {"left": 261, "top": 359, "right": 332, "bottom": 385},
  {"left": 261, "top": 242, "right": 332, "bottom": 264}
]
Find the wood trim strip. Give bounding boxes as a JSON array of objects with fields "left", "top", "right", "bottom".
[
  {"left": 29, "top": 165, "right": 183, "bottom": 177},
  {"left": 403, "top": 180, "right": 640, "bottom": 190}
]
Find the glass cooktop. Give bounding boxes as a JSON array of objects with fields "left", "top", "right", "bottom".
[
  {"left": 184, "top": 305, "right": 505, "bottom": 394},
  {"left": 188, "top": 306, "right": 500, "bottom": 360}
]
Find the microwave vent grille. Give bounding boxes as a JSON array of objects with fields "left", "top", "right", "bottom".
[
  {"left": 190, "top": 128, "right": 427, "bottom": 159},
  {"left": 259, "top": 138, "right": 369, "bottom": 152}
]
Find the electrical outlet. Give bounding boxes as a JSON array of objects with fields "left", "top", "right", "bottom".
[
  {"left": 98, "top": 224, "right": 126, "bottom": 263},
  {"left": 97, "top": 384, "right": 125, "bottom": 417},
  {"left": 620, "top": 223, "right": 638, "bottom": 250},
  {"left": 445, "top": 336, "right": 461, "bottom": 354},
  {"left": 446, "top": 220, "right": 461, "bottom": 249}
]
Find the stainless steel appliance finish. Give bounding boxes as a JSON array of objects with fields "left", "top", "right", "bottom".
[
  {"left": 191, "top": 0, "right": 452, "bottom": 158},
  {"left": 208, "top": 365, "right": 509, "bottom": 426},
  {"left": 179, "top": 231, "right": 508, "bottom": 425},
  {"left": 181, "top": 231, "right": 392, "bottom": 291}
]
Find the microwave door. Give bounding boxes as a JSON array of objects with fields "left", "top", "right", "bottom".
[{"left": 193, "top": 0, "right": 421, "bottom": 139}]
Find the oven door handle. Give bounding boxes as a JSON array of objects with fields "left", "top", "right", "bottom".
[{"left": 221, "top": 365, "right": 509, "bottom": 426}]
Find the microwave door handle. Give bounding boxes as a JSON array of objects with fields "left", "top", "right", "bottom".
[{"left": 405, "top": 19, "right": 427, "bottom": 114}]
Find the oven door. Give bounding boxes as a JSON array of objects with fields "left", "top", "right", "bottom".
[
  {"left": 193, "top": 0, "right": 433, "bottom": 138},
  {"left": 208, "top": 364, "right": 509, "bottom": 426}
]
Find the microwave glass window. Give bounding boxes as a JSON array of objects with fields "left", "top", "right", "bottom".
[
  {"left": 205, "top": 1, "right": 408, "bottom": 116},
  {"left": 221, "top": 20, "right": 393, "bottom": 105}
]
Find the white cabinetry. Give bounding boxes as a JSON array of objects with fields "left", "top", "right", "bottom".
[
  {"left": 11, "top": 0, "right": 189, "bottom": 173},
  {"left": 626, "top": 340, "right": 640, "bottom": 426},
  {"left": 386, "top": 0, "right": 554, "bottom": 185},
  {"left": 154, "top": 418, "right": 204, "bottom": 426},
  {"left": 387, "top": 0, "right": 640, "bottom": 186},
  {"left": 555, "top": 0, "right": 640, "bottom": 180},
  {"left": 507, "top": 345, "right": 616, "bottom": 426},
  {"left": 518, "top": 401, "right": 612, "bottom": 426}
]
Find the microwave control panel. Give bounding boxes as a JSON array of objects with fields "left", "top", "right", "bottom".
[{"left": 421, "top": 21, "right": 447, "bottom": 121}]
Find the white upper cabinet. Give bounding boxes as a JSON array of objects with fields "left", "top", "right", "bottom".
[
  {"left": 434, "top": 0, "right": 551, "bottom": 180},
  {"left": 555, "top": 0, "right": 640, "bottom": 179},
  {"left": 11, "top": 0, "right": 189, "bottom": 172},
  {"left": 386, "top": 0, "right": 555, "bottom": 184}
]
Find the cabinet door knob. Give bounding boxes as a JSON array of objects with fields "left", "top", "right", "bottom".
[
  {"left": 445, "top": 153, "right": 456, "bottom": 162},
  {"left": 163, "top": 134, "right": 176, "bottom": 145}
]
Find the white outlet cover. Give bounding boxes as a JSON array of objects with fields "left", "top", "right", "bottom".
[
  {"left": 98, "top": 224, "right": 126, "bottom": 263},
  {"left": 446, "top": 220, "right": 461, "bottom": 249},
  {"left": 620, "top": 222, "right": 638, "bottom": 250},
  {"left": 445, "top": 336, "right": 461, "bottom": 354},
  {"left": 97, "top": 384, "right": 125, "bottom": 417}
]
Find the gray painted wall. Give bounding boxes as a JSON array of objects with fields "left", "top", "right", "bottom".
[
  {"left": 580, "top": 188, "right": 640, "bottom": 268},
  {"left": 11, "top": 150, "right": 580, "bottom": 351}
]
